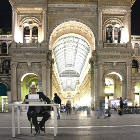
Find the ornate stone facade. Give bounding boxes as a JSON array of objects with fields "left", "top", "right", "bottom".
[{"left": 1, "top": 0, "right": 140, "bottom": 109}]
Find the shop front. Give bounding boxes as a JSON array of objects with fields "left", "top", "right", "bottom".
[{"left": 0, "top": 84, "right": 8, "bottom": 112}]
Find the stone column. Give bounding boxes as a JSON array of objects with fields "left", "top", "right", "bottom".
[
  {"left": 94, "top": 61, "right": 98, "bottom": 108},
  {"left": 17, "top": 83, "right": 21, "bottom": 101},
  {"left": 38, "top": 26, "right": 42, "bottom": 43},
  {"left": 46, "top": 61, "right": 50, "bottom": 98},
  {"left": 7, "top": 91, "right": 12, "bottom": 112},
  {"left": 89, "top": 58, "right": 94, "bottom": 108},
  {"left": 114, "top": 81, "right": 117, "bottom": 99},
  {"left": 29, "top": 26, "right": 32, "bottom": 43},
  {"left": 103, "top": 27, "right": 106, "bottom": 43},
  {"left": 127, "top": 62, "right": 132, "bottom": 100},
  {"left": 12, "top": 8, "right": 17, "bottom": 42},
  {"left": 98, "top": 9, "right": 102, "bottom": 42},
  {"left": 6, "top": 42, "right": 9, "bottom": 54},
  {"left": 11, "top": 62, "right": 17, "bottom": 102},
  {"left": 19, "top": 26, "right": 23, "bottom": 43},
  {"left": 122, "top": 81, "right": 126, "bottom": 100},
  {"left": 98, "top": 9, "right": 103, "bottom": 48},
  {"left": 131, "top": 88, "right": 135, "bottom": 105},
  {"left": 43, "top": 8, "right": 47, "bottom": 41},
  {"left": 120, "top": 27, "right": 124, "bottom": 43},
  {"left": 50, "top": 60, "right": 53, "bottom": 102},
  {"left": 127, "top": 11, "right": 131, "bottom": 43},
  {"left": 98, "top": 62, "right": 104, "bottom": 96},
  {"left": 41, "top": 62, "right": 47, "bottom": 96}
]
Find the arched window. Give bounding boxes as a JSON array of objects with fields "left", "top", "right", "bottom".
[
  {"left": 24, "top": 26, "right": 30, "bottom": 43},
  {"left": 114, "top": 27, "right": 120, "bottom": 43},
  {"left": 132, "top": 60, "right": 138, "bottom": 73},
  {"left": 106, "top": 26, "right": 112, "bottom": 43},
  {"left": 32, "top": 26, "right": 38, "bottom": 43},
  {"left": 2, "top": 60, "right": 11, "bottom": 74},
  {"left": 106, "top": 26, "right": 121, "bottom": 43}
]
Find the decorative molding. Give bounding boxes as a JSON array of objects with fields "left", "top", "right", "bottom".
[
  {"left": 99, "top": 2, "right": 130, "bottom": 7},
  {"left": 13, "top": 0, "right": 46, "bottom": 4},
  {"left": 103, "top": 62, "right": 126, "bottom": 69},
  {"left": 48, "top": 11, "right": 97, "bottom": 16},
  {"left": 48, "top": 4, "right": 97, "bottom": 8},
  {"left": 17, "top": 63, "right": 28, "bottom": 69},
  {"left": 32, "top": 63, "right": 42, "bottom": 69},
  {"left": 48, "top": 0, "right": 95, "bottom": 3}
]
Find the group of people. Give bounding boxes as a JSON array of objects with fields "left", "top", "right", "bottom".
[
  {"left": 96, "top": 96, "right": 124, "bottom": 118},
  {"left": 108, "top": 96, "right": 124, "bottom": 117},
  {"left": 23, "top": 84, "right": 125, "bottom": 136}
]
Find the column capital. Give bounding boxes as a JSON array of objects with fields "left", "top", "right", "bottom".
[
  {"left": 126, "top": 10, "right": 131, "bottom": 15},
  {"left": 98, "top": 62, "right": 104, "bottom": 67},
  {"left": 98, "top": 9, "right": 102, "bottom": 12},
  {"left": 43, "top": 8, "right": 47, "bottom": 13},
  {"left": 12, "top": 8, "right": 17, "bottom": 12},
  {"left": 11, "top": 62, "right": 17, "bottom": 67},
  {"left": 127, "top": 62, "right": 132, "bottom": 67},
  {"left": 41, "top": 62, "right": 47, "bottom": 67},
  {"left": 46, "top": 61, "right": 51, "bottom": 69}
]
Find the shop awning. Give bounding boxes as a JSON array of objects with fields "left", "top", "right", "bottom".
[{"left": 0, "top": 84, "right": 7, "bottom": 96}]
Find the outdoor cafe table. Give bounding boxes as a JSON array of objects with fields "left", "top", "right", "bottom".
[{"left": 8, "top": 103, "right": 59, "bottom": 137}]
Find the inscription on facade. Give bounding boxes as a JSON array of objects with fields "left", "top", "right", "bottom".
[{"left": 48, "top": 4, "right": 97, "bottom": 8}]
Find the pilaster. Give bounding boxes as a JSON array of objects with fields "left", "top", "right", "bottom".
[
  {"left": 41, "top": 62, "right": 47, "bottom": 96},
  {"left": 98, "top": 62, "right": 104, "bottom": 97},
  {"left": 127, "top": 62, "right": 132, "bottom": 100},
  {"left": 122, "top": 81, "right": 126, "bottom": 100},
  {"left": 42, "top": 8, "right": 47, "bottom": 42},
  {"left": 98, "top": 9, "right": 103, "bottom": 48},
  {"left": 89, "top": 58, "right": 94, "bottom": 108},
  {"left": 46, "top": 60, "right": 51, "bottom": 98},
  {"left": 11, "top": 62, "right": 17, "bottom": 102},
  {"left": 12, "top": 8, "right": 17, "bottom": 42},
  {"left": 94, "top": 61, "right": 98, "bottom": 108}
]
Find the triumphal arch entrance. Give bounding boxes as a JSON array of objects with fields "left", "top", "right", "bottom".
[{"left": 9, "top": 0, "right": 135, "bottom": 108}]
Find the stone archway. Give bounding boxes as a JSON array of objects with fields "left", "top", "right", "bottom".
[
  {"left": 18, "top": 70, "right": 42, "bottom": 101},
  {"left": 48, "top": 19, "right": 97, "bottom": 52},
  {"left": 103, "top": 70, "right": 125, "bottom": 100},
  {"left": 20, "top": 73, "right": 39, "bottom": 101},
  {"left": 48, "top": 20, "right": 96, "bottom": 105},
  {"left": 133, "top": 80, "right": 140, "bottom": 106}
]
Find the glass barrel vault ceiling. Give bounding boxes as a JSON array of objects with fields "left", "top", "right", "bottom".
[{"left": 53, "top": 35, "right": 90, "bottom": 91}]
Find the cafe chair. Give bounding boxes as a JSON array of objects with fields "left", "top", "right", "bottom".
[{"left": 30, "top": 115, "right": 45, "bottom": 133}]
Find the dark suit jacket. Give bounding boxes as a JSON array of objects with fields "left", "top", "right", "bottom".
[{"left": 25, "top": 92, "right": 51, "bottom": 121}]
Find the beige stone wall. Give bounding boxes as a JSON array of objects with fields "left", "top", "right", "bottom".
[{"left": 76, "top": 72, "right": 91, "bottom": 106}]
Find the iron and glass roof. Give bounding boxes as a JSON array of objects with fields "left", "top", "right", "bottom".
[{"left": 53, "top": 35, "right": 90, "bottom": 91}]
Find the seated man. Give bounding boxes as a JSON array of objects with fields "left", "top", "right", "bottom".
[{"left": 23, "top": 84, "right": 51, "bottom": 136}]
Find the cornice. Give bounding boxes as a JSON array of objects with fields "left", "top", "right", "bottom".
[
  {"left": 48, "top": 0, "right": 97, "bottom": 4},
  {"left": 9, "top": 0, "right": 135, "bottom": 7},
  {"left": 10, "top": 0, "right": 46, "bottom": 5},
  {"left": 95, "top": 48, "right": 134, "bottom": 54},
  {"left": 99, "top": 1, "right": 131, "bottom": 7}
]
